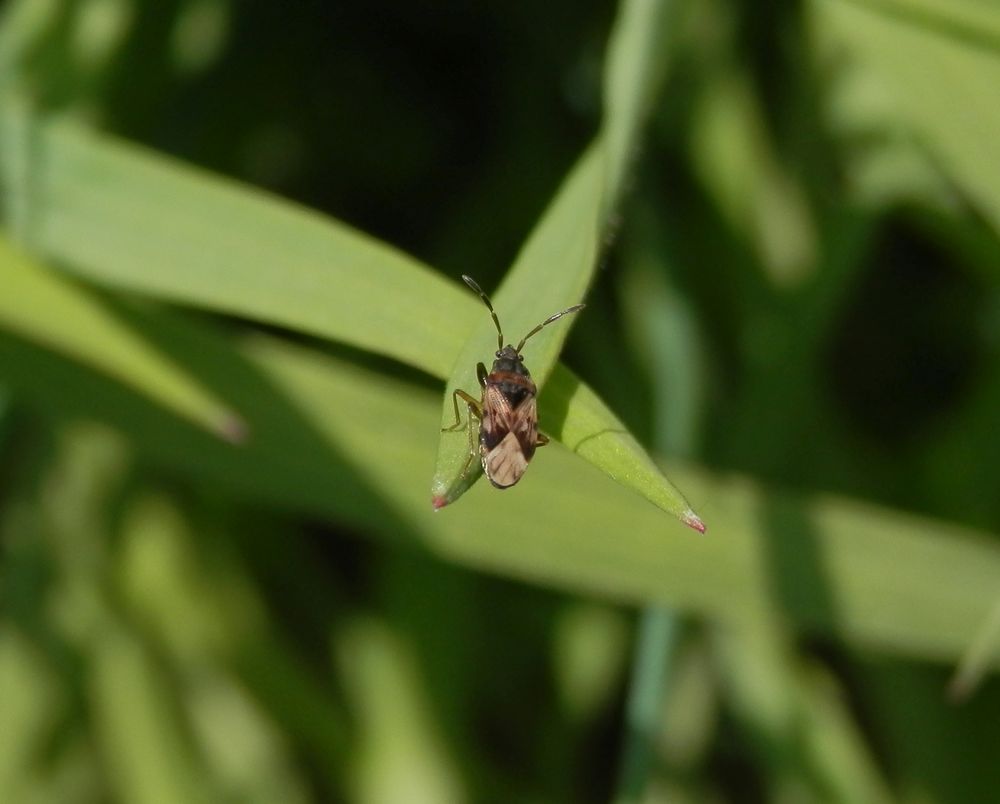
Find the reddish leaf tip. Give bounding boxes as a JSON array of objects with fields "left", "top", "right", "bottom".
[
  {"left": 682, "top": 510, "right": 706, "bottom": 534},
  {"left": 216, "top": 413, "right": 249, "bottom": 445},
  {"left": 431, "top": 495, "right": 449, "bottom": 511}
]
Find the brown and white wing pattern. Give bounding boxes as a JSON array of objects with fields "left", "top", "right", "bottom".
[
  {"left": 480, "top": 385, "right": 539, "bottom": 488},
  {"left": 482, "top": 432, "right": 529, "bottom": 488}
]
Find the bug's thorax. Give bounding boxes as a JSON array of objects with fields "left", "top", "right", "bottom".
[{"left": 487, "top": 345, "right": 536, "bottom": 408}]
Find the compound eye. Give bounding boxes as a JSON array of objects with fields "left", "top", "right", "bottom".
[{"left": 495, "top": 351, "right": 502, "bottom": 358}]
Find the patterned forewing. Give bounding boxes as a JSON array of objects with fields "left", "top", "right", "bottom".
[{"left": 480, "top": 385, "right": 539, "bottom": 488}]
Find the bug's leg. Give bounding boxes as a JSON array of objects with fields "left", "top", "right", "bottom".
[
  {"left": 459, "top": 425, "right": 480, "bottom": 474},
  {"left": 442, "top": 389, "right": 482, "bottom": 432},
  {"left": 444, "top": 388, "right": 484, "bottom": 480},
  {"left": 536, "top": 432, "right": 550, "bottom": 447}
]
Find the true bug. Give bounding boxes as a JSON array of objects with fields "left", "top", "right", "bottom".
[{"left": 443, "top": 275, "right": 585, "bottom": 489}]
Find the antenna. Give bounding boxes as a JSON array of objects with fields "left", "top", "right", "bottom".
[
  {"left": 462, "top": 275, "right": 504, "bottom": 352},
  {"left": 462, "top": 275, "right": 585, "bottom": 355},
  {"left": 516, "top": 304, "right": 585, "bottom": 353}
]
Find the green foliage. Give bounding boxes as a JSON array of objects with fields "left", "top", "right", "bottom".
[
  {"left": 0, "top": 235, "right": 243, "bottom": 439},
  {"left": 3, "top": 0, "right": 1000, "bottom": 802}
]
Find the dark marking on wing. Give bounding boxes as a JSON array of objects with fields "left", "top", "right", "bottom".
[
  {"left": 483, "top": 433, "right": 529, "bottom": 488},
  {"left": 480, "top": 385, "right": 514, "bottom": 451},
  {"left": 510, "top": 396, "right": 539, "bottom": 462},
  {"left": 478, "top": 379, "right": 540, "bottom": 487},
  {"left": 496, "top": 381, "right": 530, "bottom": 407}
]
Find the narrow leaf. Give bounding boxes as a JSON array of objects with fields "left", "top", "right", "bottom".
[
  {"left": 0, "top": 106, "right": 477, "bottom": 376},
  {"left": 1, "top": 107, "right": 701, "bottom": 528},
  {"left": 541, "top": 368, "right": 704, "bottom": 529},
  {"left": 816, "top": 0, "right": 1000, "bottom": 238},
  {"left": 432, "top": 145, "right": 604, "bottom": 506},
  {"left": 433, "top": 0, "right": 701, "bottom": 521},
  {"left": 0, "top": 236, "right": 245, "bottom": 441},
  {"left": 1, "top": 322, "right": 998, "bottom": 667},
  {"left": 602, "top": 0, "right": 675, "bottom": 218}
]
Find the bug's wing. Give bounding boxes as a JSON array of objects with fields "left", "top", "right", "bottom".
[
  {"left": 509, "top": 395, "right": 540, "bottom": 458},
  {"left": 483, "top": 432, "right": 529, "bottom": 488},
  {"left": 481, "top": 389, "right": 538, "bottom": 489},
  {"left": 479, "top": 384, "right": 512, "bottom": 452}
]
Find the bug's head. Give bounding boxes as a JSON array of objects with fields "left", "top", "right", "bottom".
[{"left": 492, "top": 344, "right": 530, "bottom": 376}]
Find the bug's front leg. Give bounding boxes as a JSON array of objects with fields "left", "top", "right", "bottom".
[{"left": 442, "top": 389, "right": 483, "bottom": 432}]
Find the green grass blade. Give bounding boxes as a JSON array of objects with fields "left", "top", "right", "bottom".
[
  {"left": 613, "top": 607, "right": 678, "bottom": 804},
  {"left": 2, "top": 323, "right": 999, "bottom": 665},
  {"left": 1, "top": 101, "right": 701, "bottom": 527},
  {"left": 432, "top": 0, "right": 700, "bottom": 520},
  {"left": 89, "top": 625, "right": 212, "bottom": 804},
  {"left": 602, "top": 0, "right": 675, "bottom": 218},
  {"left": 816, "top": 0, "right": 1000, "bottom": 237},
  {"left": 947, "top": 596, "right": 1000, "bottom": 701},
  {"left": 0, "top": 236, "right": 244, "bottom": 441},
  {"left": 829, "top": 0, "right": 1000, "bottom": 51},
  {"left": 541, "top": 369, "right": 704, "bottom": 529},
  {"left": 713, "top": 623, "right": 895, "bottom": 803},
  {"left": 0, "top": 107, "right": 477, "bottom": 376},
  {"left": 431, "top": 148, "right": 699, "bottom": 522},
  {"left": 431, "top": 145, "right": 604, "bottom": 507}
]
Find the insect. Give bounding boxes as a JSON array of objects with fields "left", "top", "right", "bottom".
[{"left": 443, "top": 275, "right": 585, "bottom": 489}]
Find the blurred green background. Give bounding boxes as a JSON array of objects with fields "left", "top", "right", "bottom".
[{"left": 3, "top": 0, "right": 1000, "bottom": 802}]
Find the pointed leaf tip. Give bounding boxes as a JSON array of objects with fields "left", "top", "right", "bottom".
[
  {"left": 682, "top": 510, "right": 706, "bottom": 534},
  {"left": 216, "top": 413, "right": 250, "bottom": 445}
]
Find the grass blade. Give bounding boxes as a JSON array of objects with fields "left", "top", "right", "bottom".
[
  {"left": 0, "top": 106, "right": 477, "bottom": 375},
  {"left": 0, "top": 236, "right": 244, "bottom": 441},
  {"left": 431, "top": 146, "right": 603, "bottom": 507},
  {"left": 817, "top": 0, "right": 1000, "bottom": 237},
  {"left": 602, "top": 0, "right": 675, "bottom": 218},
  {"left": 1, "top": 320, "right": 998, "bottom": 665},
  {"left": 433, "top": 0, "right": 702, "bottom": 522},
  {"left": 1, "top": 99, "right": 702, "bottom": 527}
]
